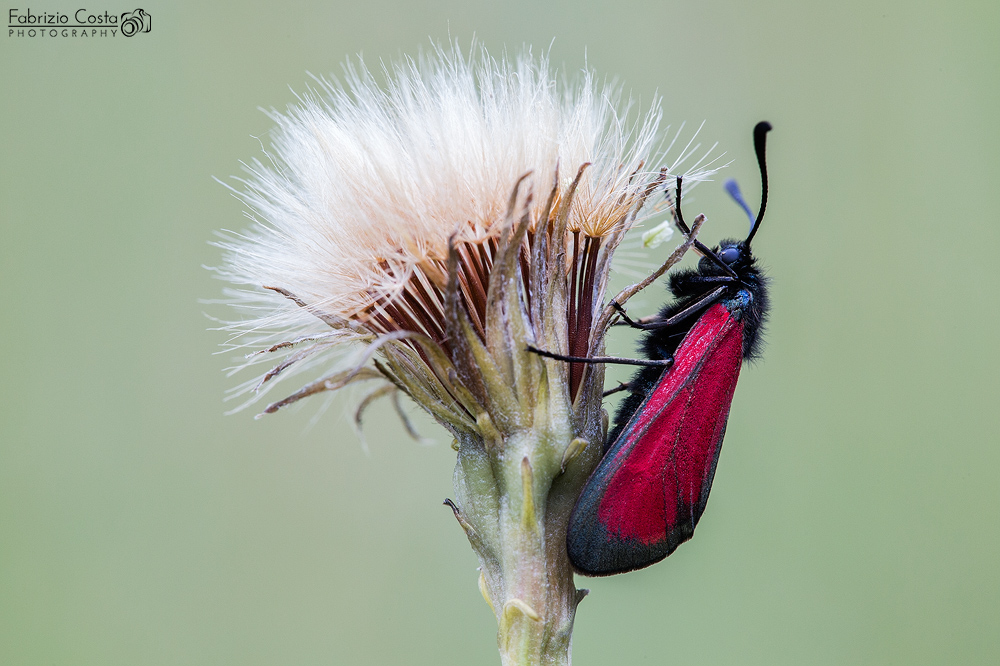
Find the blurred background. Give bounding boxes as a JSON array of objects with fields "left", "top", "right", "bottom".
[{"left": 2, "top": 1, "right": 998, "bottom": 664}]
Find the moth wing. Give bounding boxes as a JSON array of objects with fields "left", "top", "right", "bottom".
[{"left": 567, "top": 303, "right": 744, "bottom": 576}]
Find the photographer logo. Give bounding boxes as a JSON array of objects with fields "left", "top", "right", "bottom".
[
  {"left": 119, "top": 8, "right": 149, "bottom": 36},
  {"left": 8, "top": 7, "right": 152, "bottom": 38}
]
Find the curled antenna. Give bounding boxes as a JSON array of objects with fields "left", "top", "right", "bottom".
[{"left": 745, "top": 121, "right": 772, "bottom": 248}]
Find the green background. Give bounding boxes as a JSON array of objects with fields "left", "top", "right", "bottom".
[{"left": 2, "top": 1, "right": 998, "bottom": 664}]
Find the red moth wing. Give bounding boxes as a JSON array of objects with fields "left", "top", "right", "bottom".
[{"left": 567, "top": 303, "right": 745, "bottom": 575}]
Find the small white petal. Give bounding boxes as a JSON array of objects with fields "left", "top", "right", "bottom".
[{"left": 641, "top": 221, "right": 675, "bottom": 249}]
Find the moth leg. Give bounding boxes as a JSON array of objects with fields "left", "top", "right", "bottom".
[
  {"left": 609, "top": 300, "right": 652, "bottom": 330},
  {"left": 615, "top": 287, "right": 728, "bottom": 332},
  {"left": 526, "top": 345, "right": 673, "bottom": 369},
  {"left": 603, "top": 381, "right": 638, "bottom": 398}
]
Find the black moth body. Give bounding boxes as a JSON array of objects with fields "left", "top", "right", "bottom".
[{"left": 605, "top": 241, "right": 770, "bottom": 449}]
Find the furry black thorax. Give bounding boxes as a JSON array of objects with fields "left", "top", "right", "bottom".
[{"left": 605, "top": 238, "right": 770, "bottom": 450}]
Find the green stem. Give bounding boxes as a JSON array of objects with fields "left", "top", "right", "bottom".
[{"left": 453, "top": 423, "right": 600, "bottom": 665}]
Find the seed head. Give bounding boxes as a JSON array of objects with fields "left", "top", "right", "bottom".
[{"left": 213, "top": 44, "right": 721, "bottom": 436}]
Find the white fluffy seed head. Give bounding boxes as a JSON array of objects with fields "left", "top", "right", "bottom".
[{"left": 213, "top": 43, "right": 722, "bottom": 412}]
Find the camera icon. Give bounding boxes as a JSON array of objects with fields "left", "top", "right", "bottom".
[{"left": 120, "top": 8, "right": 151, "bottom": 37}]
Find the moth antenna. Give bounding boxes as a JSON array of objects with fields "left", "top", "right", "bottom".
[
  {"left": 724, "top": 179, "right": 755, "bottom": 229},
  {"left": 673, "top": 176, "right": 738, "bottom": 278},
  {"left": 745, "top": 121, "right": 772, "bottom": 247},
  {"left": 672, "top": 175, "right": 692, "bottom": 236}
]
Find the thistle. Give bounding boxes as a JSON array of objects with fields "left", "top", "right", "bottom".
[{"left": 214, "top": 44, "right": 719, "bottom": 666}]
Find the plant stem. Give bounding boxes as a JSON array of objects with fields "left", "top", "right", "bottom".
[{"left": 453, "top": 416, "right": 603, "bottom": 665}]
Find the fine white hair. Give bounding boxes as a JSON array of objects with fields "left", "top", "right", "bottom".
[{"left": 212, "top": 43, "right": 722, "bottom": 409}]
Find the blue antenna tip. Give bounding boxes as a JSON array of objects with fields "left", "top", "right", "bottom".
[{"left": 724, "top": 179, "right": 755, "bottom": 229}]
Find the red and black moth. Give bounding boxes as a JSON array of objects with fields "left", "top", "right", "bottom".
[{"left": 531, "top": 122, "right": 773, "bottom": 576}]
